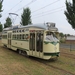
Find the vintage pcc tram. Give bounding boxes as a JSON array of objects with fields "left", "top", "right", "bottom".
[{"left": 2, "top": 22, "right": 60, "bottom": 60}]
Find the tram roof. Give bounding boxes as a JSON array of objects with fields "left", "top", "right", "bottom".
[
  {"left": 20, "top": 24, "right": 47, "bottom": 29},
  {"left": 3, "top": 22, "right": 58, "bottom": 31}
]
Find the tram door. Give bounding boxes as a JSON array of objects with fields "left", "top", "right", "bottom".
[
  {"left": 8, "top": 32, "right": 12, "bottom": 48},
  {"left": 36, "top": 32, "right": 43, "bottom": 58},
  {"left": 30, "top": 33, "right": 35, "bottom": 55}
]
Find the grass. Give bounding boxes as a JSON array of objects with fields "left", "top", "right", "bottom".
[
  {"left": 0, "top": 40, "right": 75, "bottom": 75},
  {"left": 0, "top": 45, "right": 62, "bottom": 75}
]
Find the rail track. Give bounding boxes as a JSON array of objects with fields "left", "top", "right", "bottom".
[{"left": 61, "top": 52, "right": 75, "bottom": 59}]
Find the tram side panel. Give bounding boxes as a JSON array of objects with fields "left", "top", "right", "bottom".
[
  {"left": 2, "top": 33, "right": 8, "bottom": 47},
  {"left": 11, "top": 32, "right": 29, "bottom": 55},
  {"left": 2, "top": 39, "right": 8, "bottom": 47}
]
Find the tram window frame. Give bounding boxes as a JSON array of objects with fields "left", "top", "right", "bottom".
[
  {"left": 18, "top": 34, "right": 20, "bottom": 40},
  {"left": 12, "top": 35, "right": 14, "bottom": 39},
  {"left": 22, "top": 34, "right": 24, "bottom": 39}
]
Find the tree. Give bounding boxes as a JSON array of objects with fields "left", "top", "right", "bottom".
[
  {"left": 0, "top": 0, "right": 3, "bottom": 17},
  {"left": 0, "top": 22, "right": 3, "bottom": 32},
  {"left": 4, "top": 17, "right": 12, "bottom": 28},
  {"left": 64, "top": 0, "right": 75, "bottom": 29},
  {"left": 20, "top": 7, "right": 32, "bottom": 25},
  {"left": 59, "top": 32, "right": 64, "bottom": 37}
]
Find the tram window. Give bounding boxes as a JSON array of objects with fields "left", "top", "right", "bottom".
[
  {"left": 20, "top": 34, "right": 21, "bottom": 39},
  {"left": 18, "top": 35, "right": 20, "bottom": 39},
  {"left": 22, "top": 30, "right": 24, "bottom": 32},
  {"left": 14, "top": 35, "right": 16, "bottom": 39},
  {"left": 6, "top": 35, "right": 7, "bottom": 39},
  {"left": 14, "top": 31, "right": 16, "bottom": 33},
  {"left": 13, "top": 35, "right": 15, "bottom": 39},
  {"left": 19, "top": 30, "right": 21, "bottom": 32},
  {"left": 13, "top": 35, "right": 14, "bottom": 39},
  {"left": 17, "top": 30, "right": 18, "bottom": 33},
  {"left": 17, "top": 35, "right": 18, "bottom": 39},
  {"left": 46, "top": 32, "right": 58, "bottom": 42},
  {"left": 22, "top": 34, "right": 24, "bottom": 39},
  {"left": 15, "top": 35, "right": 17, "bottom": 39},
  {"left": 23, "top": 34, "right": 26, "bottom": 39},
  {"left": 14, "top": 35, "right": 15, "bottom": 39},
  {"left": 26, "top": 34, "right": 28, "bottom": 39}
]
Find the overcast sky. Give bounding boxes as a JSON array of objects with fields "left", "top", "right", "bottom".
[{"left": 1, "top": 0, "right": 75, "bottom": 35}]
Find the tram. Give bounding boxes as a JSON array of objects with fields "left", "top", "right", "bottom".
[{"left": 2, "top": 22, "right": 60, "bottom": 60}]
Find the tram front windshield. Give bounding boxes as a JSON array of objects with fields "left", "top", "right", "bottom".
[{"left": 45, "top": 32, "right": 59, "bottom": 42}]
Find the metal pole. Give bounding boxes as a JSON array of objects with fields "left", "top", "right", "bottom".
[{"left": 70, "top": 41, "right": 71, "bottom": 51}]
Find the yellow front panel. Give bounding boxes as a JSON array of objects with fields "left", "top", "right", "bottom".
[{"left": 43, "top": 42, "right": 59, "bottom": 53}]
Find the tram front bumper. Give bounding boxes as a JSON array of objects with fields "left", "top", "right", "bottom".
[{"left": 43, "top": 52, "right": 60, "bottom": 57}]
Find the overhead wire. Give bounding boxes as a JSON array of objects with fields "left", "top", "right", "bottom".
[
  {"left": 1, "top": 0, "right": 37, "bottom": 23},
  {"left": 32, "top": 0, "right": 60, "bottom": 13},
  {"left": 32, "top": 6, "right": 65, "bottom": 17},
  {"left": 32, "top": 8, "right": 64, "bottom": 19},
  {"left": 1, "top": 0, "right": 62, "bottom": 24},
  {"left": 15, "top": 0, "right": 37, "bottom": 13},
  {"left": 1, "top": 0, "right": 24, "bottom": 22},
  {"left": 3, "top": 0, "right": 23, "bottom": 16}
]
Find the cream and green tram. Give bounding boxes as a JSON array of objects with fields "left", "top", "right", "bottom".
[{"left": 2, "top": 22, "right": 60, "bottom": 60}]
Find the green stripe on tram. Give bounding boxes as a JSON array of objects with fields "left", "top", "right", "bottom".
[
  {"left": 44, "top": 41, "right": 59, "bottom": 45},
  {"left": 44, "top": 52, "right": 60, "bottom": 56}
]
